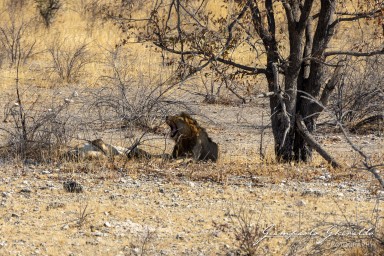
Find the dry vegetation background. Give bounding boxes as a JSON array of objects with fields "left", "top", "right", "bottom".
[{"left": 0, "top": 0, "right": 383, "bottom": 255}]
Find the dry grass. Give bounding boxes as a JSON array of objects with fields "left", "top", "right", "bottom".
[{"left": 0, "top": 157, "right": 382, "bottom": 255}]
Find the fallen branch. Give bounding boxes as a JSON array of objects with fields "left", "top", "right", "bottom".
[
  {"left": 296, "top": 115, "right": 341, "bottom": 168},
  {"left": 255, "top": 91, "right": 275, "bottom": 98},
  {"left": 351, "top": 114, "right": 384, "bottom": 133}
]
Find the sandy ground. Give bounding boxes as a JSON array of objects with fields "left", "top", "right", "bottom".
[{"left": 1, "top": 101, "right": 383, "bottom": 256}]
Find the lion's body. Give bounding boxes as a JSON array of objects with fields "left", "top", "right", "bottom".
[
  {"left": 166, "top": 112, "right": 218, "bottom": 162},
  {"left": 126, "top": 146, "right": 153, "bottom": 159},
  {"left": 66, "top": 139, "right": 125, "bottom": 160},
  {"left": 91, "top": 139, "right": 121, "bottom": 157}
]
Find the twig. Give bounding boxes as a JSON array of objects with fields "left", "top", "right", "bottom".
[
  {"left": 259, "top": 111, "right": 266, "bottom": 159},
  {"left": 338, "top": 122, "right": 384, "bottom": 188}
]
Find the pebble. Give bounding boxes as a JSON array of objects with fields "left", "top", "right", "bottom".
[
  {"left": 61, "top": 224, "right": 69, "bottom": 230},
  {"left": 131, "top": 247, "right": 141, "bottom": 255},
  {"left": 295, "top": 200, "right": 306, "bottom": 207},
  {"left": 104, "top": 222, "right": 112, "bottom": 228},
  {"left": 11, "top": 213, "right": 19, "bottom": 218},
  {"left": 92, "top": 231, "right": 107, "bottom": 237},
  {"left": 377, "top": 190, "right": 384, "bottom": 199},
  {"left": 301, "top": 189, "right": 323, "bottom": 197},
  {"left": 0, "top": 241, "right": 7, "bottom": 248},
  {"left": 19, "top": 188, "right": 32, "bottom": 193},
  {"left": 318, "top": 173, "right": 331, "bottom": 181}
]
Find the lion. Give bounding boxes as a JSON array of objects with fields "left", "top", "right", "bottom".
[
  {"left": 166, "top": 112, "right": 218, "bottom": 162},
  {"left": 66, "top": 139, "right": 126, "bottom": 160}
]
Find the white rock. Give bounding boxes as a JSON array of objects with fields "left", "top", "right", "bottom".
[
  {"left": 92, "top": 231, "right": 107, "bottom": 237},
  {"left": 61, "top": 224, "right": 69, "bottom": 230},
  {"left": 377, "top": 190, "right": 384, "bottom": 199},
  {"left": 295, "top": 200, "right": 306, "bottom": 207}
]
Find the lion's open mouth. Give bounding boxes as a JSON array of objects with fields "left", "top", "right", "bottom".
[{"left": 169, "top": 123, "right": 178, "bottom": 138}]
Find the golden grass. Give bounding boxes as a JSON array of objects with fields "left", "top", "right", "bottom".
[{"left": 0, "top": 0, "right": 380, "bottom": 92}]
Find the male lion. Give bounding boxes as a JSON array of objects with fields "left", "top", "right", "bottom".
[{"left": 166, "top": 112, "right": 218, "bottom": 162}]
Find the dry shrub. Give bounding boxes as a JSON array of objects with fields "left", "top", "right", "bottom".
[
  {"left": 90, "top": 46, "right": 188, "bottom": 132},
  {"left": 227, "top": 205, "right": 270, "bottom": 256},
  {"left": 1, "top": 87, "right": 80, "bottom": 161},
  {"left": 330, "top": 56, "right": 384, "bottom": 134},
  {"left": 47, "top": 36, "right": 94, "bottom": 83},
  {"left": 0, "top": 7, "right": 37, "bottom": 67}
]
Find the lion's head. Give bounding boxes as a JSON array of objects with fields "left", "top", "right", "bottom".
[{"left": 165, "top": 112, "right": 200, "bottom": 141}]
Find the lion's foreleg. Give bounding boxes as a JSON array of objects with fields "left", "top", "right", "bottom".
[
  {"left": 172, "top": 144, "right": 180, "bottom": 158},
  {"left": 192, "top": 144, "right": 203, "bottom": 160}
]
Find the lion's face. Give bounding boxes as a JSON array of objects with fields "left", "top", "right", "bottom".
[{"left": 166, "top": 113, "right": 197, "bottom": 140}]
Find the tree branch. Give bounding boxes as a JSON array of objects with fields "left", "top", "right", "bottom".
[
  {"left": 175, "top": 0, "right": 184, "bottom": 62},
  {"left": 325, "top": 48, "right": 384, "bottom": 57},
  {"left": 338, "top": 123, "right": 384, "bottom": 189},
  {"left": 249, "top": 1, "right": 272, "bottom": 43},
  {"left": 318, "top": 64, "right": 343, "bottom": 109},
  {"left": 272, "top": 63, "right": 290, "bottom": 149},
  {"left": 215, "top": 57, "right": 267, "bottom": 74},
  {"left": 265, "top": 0, "right": 276, "bottom": 38},
  {"left": 330, "top": 8, "right": 383, "bottom": 29},
  {"left": 219, "top": 0, "right": 251, "bottom": 57},
  {"left": 298, "top": 0, "right": 314, "bottom": 30},
  {"left": 153, "top": 42, "right": 266, "bottom": 74},
  {"left": 302, "top": 56, "right": 341, "bottom": 67},
  {"left": 296, "top": 115, "right": 342, "bottom": 168},
  {"left": 282, "top": 1, "right": 295, "bottom": 24}
]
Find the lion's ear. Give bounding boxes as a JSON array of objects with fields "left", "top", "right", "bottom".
[{"left": 180, "top": 112, "right": 191, "bottom": 119}]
